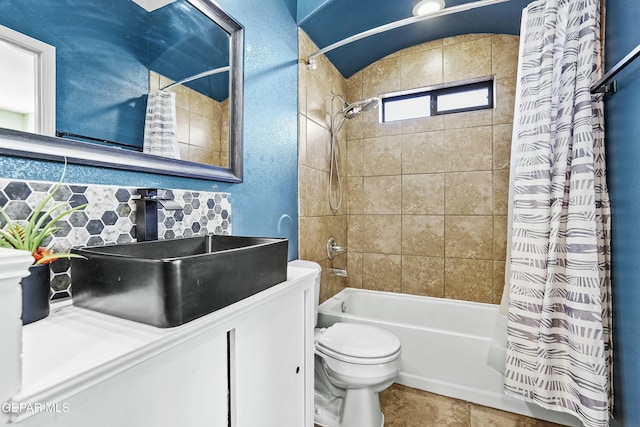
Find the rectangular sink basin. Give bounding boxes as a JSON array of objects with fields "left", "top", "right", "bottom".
[{"left": 70, "top": 235, "right": 288, "bottom": 327}]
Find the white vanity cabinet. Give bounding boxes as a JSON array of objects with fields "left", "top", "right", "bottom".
[{"left": 3, "top": 267, "right": 316, "bottom": 427}]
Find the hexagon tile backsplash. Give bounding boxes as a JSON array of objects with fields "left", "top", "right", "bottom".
[{"left": 0, "top": 178, "right": 231, "bottom": 300}]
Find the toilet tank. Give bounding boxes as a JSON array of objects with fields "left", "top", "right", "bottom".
[{"left": 288, "top": 260, "right": 321, "bottom": 326}]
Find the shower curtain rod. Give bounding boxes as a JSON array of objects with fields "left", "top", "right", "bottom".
[
  {"left": 161, "top": 65, "right": 230, "bottom": 90},
  {"left": 306, "top": 0, "right": 511, "bottom": 69},
  {"left": 591, "top": 42, "right": 640, "bottom": 95}
]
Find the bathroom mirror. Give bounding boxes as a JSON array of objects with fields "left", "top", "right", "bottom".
[{"left": 0, "top": 0, "right": 244, "bottom": 182}]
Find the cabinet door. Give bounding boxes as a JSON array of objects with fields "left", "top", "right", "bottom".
[
  {"left": 232, "top": 289, "right": 308, "bottom": 427},
  {"left": 16, "top": 331, "right": 228, "bottom": 427}
]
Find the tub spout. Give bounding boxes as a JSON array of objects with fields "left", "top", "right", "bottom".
[{"left": 329, "top": 268, "right": 348, "bottom": 277}]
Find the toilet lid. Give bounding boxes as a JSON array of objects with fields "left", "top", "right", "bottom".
[{"left": 315, "top": 323, "right": 401, "bottom": 359}]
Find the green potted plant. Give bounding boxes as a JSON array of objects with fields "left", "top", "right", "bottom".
[{"left": 0, "top": 170, "right": 87, "bottom": 324}]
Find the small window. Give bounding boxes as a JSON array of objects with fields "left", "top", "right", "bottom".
[
  {"left": 434, "top": 81, "right": 493, "bottom": 115},
  {"left": 382, "top": 93, "right": 430, "bottom": 122},
  {"left": 381, "top": 78, "right": 493, "bottom": 122}
]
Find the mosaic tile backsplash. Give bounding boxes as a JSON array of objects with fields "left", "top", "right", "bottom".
[{"left": 0, "top": 179, "right": 231, "bottom": 300}]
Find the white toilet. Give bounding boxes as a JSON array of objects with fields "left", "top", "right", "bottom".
[{"left": 289, "top": 260, "right": 401, "bottom": 427}]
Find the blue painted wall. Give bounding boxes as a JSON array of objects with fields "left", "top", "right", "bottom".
[
  {"left": 604, "top": 0, "right": 640, "bottom": 425},
  {"left": 0, "top": 0, "right": 300, "bottom": 259}
]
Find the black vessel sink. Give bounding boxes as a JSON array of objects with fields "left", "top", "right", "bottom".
[{"left": 70, "top": 235, "right": 288, "bottom": 327}]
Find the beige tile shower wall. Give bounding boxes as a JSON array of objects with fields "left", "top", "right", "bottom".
[
  {"left": 298, "top": 29, "right": 349, "bottom": 302},
  {"left": 344, "top": 34, "right": 519, "bottom": 304},
  {"left": 149, "top": 71, "right": 227, "bottom": 167}
]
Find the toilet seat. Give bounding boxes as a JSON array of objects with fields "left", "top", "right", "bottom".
[{"left": 315, "top": 323, "right": 401, "bottom": 365}]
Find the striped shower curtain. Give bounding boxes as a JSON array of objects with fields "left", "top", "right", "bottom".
[
  {"left": 501, "top": 1, "right": 612, "bottom": 427},
  {"left": 143, "top": 90, "right": 181, "bottom": 159}
]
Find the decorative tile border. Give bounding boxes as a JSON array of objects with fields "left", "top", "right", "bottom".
[{"left": 0, "top": 179, "right": 231, "bottom": 299}]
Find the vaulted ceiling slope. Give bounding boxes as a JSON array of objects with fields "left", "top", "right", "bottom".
[{"left": 298, "top": 0, "right": 531, "bottom": 78}]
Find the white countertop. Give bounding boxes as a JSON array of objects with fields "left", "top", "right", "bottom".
[{"left": 12, "top": 266, "right": 316, "bottom": 419}]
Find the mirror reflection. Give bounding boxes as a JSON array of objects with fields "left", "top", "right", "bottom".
[
  {"left": 0, "top": 23, "right": 56, "bottom": 136},
  {"left": 0, "top": 0, "right": 233, "bottom": 168},
  {"left": 0, "top": 39, "right": 36, "bottom": 133}
]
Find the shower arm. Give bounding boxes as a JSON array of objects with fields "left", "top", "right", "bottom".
[
  {"left": 331, "top": 92, "right": 349, "bottom": 107},
  {"left": 306, "top": 0, "right": 510, "bottom": 70}
]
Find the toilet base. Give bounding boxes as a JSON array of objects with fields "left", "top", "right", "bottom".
[
  {"left": 342, "top": 388, "right": 384, "bottom": 427},
  {"left": 314, "top": 385, "right": 386, "bottom": 427}
]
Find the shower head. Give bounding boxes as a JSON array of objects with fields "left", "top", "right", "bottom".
[
  {"left": 341, "top": 97, "right": 380, "bottom": 120},
  {"left": 358, "top": 97, "right": 380, "bottom": 112},
  {"left": 330, "top": 95, "right": 380, "bottom": 136}
]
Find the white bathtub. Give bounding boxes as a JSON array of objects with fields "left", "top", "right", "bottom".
[{"left": 317, "top": 288, "right": 581, "bottom": 427}]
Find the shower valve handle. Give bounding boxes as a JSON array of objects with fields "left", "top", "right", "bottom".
[{"left": 327, "top": 237, "right": 346, "bottom": 259}]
